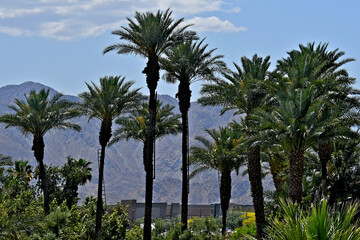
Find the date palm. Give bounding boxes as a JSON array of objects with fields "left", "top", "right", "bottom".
[
  {"left": 0, "top": 154, "right": 12, "bottom": 167},
  {"left": 78, "top": 76, "right": 141, "bottom": 239},
  {"left": 254, "top": 82, "right": 326, "bottom": 204},
  {"left": 110, "top": 100, "right": 181, "bottom": 168},
  {"left": 199, "top": 54, "right": 270, "bottom": 238},
  {"left": 160, "top": 39, "right": 225, "bottom": 230},
  {"left": 62, "top": 157, "right": 92, "bottom": 209},
  {"left": 0, "top": 89, "right": 80, "bottom": 214},
  {"left": 190, "top": 127, "right": 245, "bottom": 235},
  {"left": 277, "top": 42, "right": 358, "bottom": 200},
  {"left": 103, "top": 9, "right": 196, "bottom": 238}
]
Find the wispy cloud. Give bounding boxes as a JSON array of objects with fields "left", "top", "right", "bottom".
[
  {"left": 0, "top": 0, "right": 245, "bottom": 41},
  {"left": 184, "top": 16, "right": 246, "bottom": 33}
]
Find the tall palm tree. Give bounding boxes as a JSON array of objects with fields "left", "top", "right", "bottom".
[
  {"left": 190, "top": 127, "right": 245, "bottom": 235},
  {"left": 62, "top": 157, "right": 92, "bottom": 209},
  {"left": 160, "top": 39, "right": 225, "bottom": 230},
  {"left": 78, "top": 76, "right": 141, "bottom": 240},
  {"left": 0, "top": 89, "right": 80, "bottom": 214},
  {"left": 103, "top": 9, "right": 196, "bottom": 238},
  {"left": 199, "top": 54, "right": 270, "bottom": 238},
  {"left": 110, "top": 100, "right": 181, "bottom": 169}
]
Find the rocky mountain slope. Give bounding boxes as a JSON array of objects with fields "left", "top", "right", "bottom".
[{"left": 0, "top": 82, "right": 273, "bottom": 205}]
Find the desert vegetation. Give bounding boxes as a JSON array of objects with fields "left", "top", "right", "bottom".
[{"left": 1, "top": 8, "right": 360, "bottom": 240}]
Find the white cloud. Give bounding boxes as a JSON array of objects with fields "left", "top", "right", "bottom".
[
  {"left": 0, "top": 7, "right": 43, "bottom": 19},
  {"left": 0, "top": 26, "right": 26, "bottom": 36},
  {"left": 184, "top": 16, "right": 246, "bottom": 33},
  {"left": 0, "top": 0, "right": 245, "bottom": 41}
]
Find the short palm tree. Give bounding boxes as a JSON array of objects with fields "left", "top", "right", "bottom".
[
  {"left": 62, "top": 157, "right": 92, "bottom": 209},
  {"left": 254, "top": 81, "right": 326, "bottom": 203},
  {"left": 160, "top": 39, "right": 225, "bottom": 230},
  {"left": 103, "top": 9, "right": 196, "bottom": 238},
  {"left": 110, "top": 100, "right": 181, "bottom": 170},
  {"left": 0, "top": 89, "right": 80, "bottom": 214},
  {"left": 78, "top": 76, "right": 142, "bottom": 240},
  {"left": 276, "top": 42, "right": 359, "bottom": 200},
  {"left": 199, "top": 54, "right": 271, "bottom": 238},
  {"left": 190, "top": 127, "right": 245, "bottom": 235}
]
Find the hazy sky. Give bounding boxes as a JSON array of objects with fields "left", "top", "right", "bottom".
[{"left": 1, "top": 0, "right": 359, "bottom": 100}]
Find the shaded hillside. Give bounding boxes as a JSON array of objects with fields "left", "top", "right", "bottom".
[{"left": 0, "top": 81, "right": 273, "bottom": 205}]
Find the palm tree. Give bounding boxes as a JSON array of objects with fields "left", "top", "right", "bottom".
[
  {"left": 160, "top": 39, "right": 225, "bottom": 230},
  {"left": 0, "top": 89, "right": 81, "bottom": 214},
  {"left": 103, "top": 9, "right": 196, "bottom": 239},
  {"left": 254, "top": 81, "right": 326, "bottom": 204},
  {"left": 5, "top": 160, "right": 33, "bottom": 198},
  {"left": 62, "top": 157, "right": 92, "bottom": 209},
  {"left": 190, "top": 127, "right": 245, "bottom": 235},
  {"left": 110, "top": 100, "right": 181, "bottom": 170},
  {"left": 78, "top": 76, "right": 142, "bottom": 240},
  {"left": 199, "top": 54, "right": 270, "bottom": 238},
  {"left": 0, "top": 154, "right": 12, "bottom": 167},
  {"left": 276, "top": 42, "right": 358, "bottom": 200}
]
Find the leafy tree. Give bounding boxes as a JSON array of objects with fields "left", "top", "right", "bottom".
[
  {"left": 190, "top": 127, "right": 245, "bottom": 235},
  {"left": 160, "top": 39, "right": 225, "bottom": 230},
  {"left": 199, "top": 54, "right": 271, "bottom": 238},
  {"left": 0, "top": 89, "right": 81, "bottom": 214},
  {"left": 103, "top": 9, "right": 196, "bottom": 239},
  {"left": 78, "top": 75, "right": 141, "bottom": 239},
  {"left": 35, "top": 164, "right": 63, "bottom": 204}
]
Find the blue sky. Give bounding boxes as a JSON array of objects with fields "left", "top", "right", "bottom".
[{"left": 0, "top": 0, "right": 359, "bottom": 100}]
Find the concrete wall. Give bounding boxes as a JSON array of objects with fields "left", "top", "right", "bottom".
[{"left": 118, "top": 200, "right": 253, "bottom": 221}]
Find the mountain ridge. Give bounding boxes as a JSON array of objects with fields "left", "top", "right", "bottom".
[{"left": 0, "top": 81, "right": 274, "bottom": 205}]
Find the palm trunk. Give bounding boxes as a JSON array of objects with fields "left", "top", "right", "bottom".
[
  {"left": 220, "top": 172, "right": 231, "bottom": 235},
  {"left": 318, "top": 141, "right": 331, "bottom": 199},
  {"left": 142, "top": 56, "right": 159, "bottom": 240},
  {"left": 247, "top": 146, "right": 266, "bottom": 239},
  {"left": 289, "top": 149, "right": 305, "bottom": 204},
  {"left": 269, "top": 162, "right": 283, "bottom": 194},
  {"left": 178, "top": 82, "right": 191, "bottom": 232},
  {"left": 32, "top": 135, "right": 49, "bottom": 215},
  {"left": 95, "top": 120, "right": 112, "bottom": 240}
]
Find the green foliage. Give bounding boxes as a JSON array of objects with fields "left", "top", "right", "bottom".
[
  {"left": 266, "top": 199, "right": 360, "bottom": 240},
  {"left": 102, "top": 203, "right": 130, "bottom": 239},
  {"left": 34, "top": 157, "right": 92, "bottom": 208},
  {"left": 125, "top": 225, "right": 143, "bottom": 239},
  {"left": 229, "top": 212, "right": 256, "bottom": 239}
]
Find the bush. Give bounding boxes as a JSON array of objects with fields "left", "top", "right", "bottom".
[
  {"left": 266, "top": 199, "right": 360, "bottom": 240},
  {"left": 229, "top": 212, "right": 256, "bottom": 239}
]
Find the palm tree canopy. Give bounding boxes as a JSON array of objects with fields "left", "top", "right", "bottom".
[
  {"left": 78, "top": 76, "right": 143, "bottom": 122},
  {"left": 110, "top": 100, "right": 181, "bottom": 144},
  {"left": 0, "top": 88, "right": 81, "bottom": 138},
  {"left": 190, "top": 127, "right": 246, "bottom": 177},
  {"left": 160, "top": 39, "right": 226, "bottom": 85},
  {"left": 0, "top": 154, "right": 12, "bottom": 167},
  {"left": 253, "top": 82, "right": 326, "bottom": 151},
  {"left": 62, "top": 156, "right": 92, "bottom": 186},
  {"left": 199, "top": 54, "right": 271, "bottom": 116},
  {"left": 103, "top": 8, "right": 197, "bottom": 58}
]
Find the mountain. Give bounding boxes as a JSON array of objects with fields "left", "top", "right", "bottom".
[{"left": 0, "top": 82, "right": 274, "bottom": 205}]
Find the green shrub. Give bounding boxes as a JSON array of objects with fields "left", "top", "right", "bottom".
[
  {"left": 125, "top": 225, "right": 143, "bottom": 239},
  {"left": 266, "top": 199, "right": 360, "bottom": 240}
]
